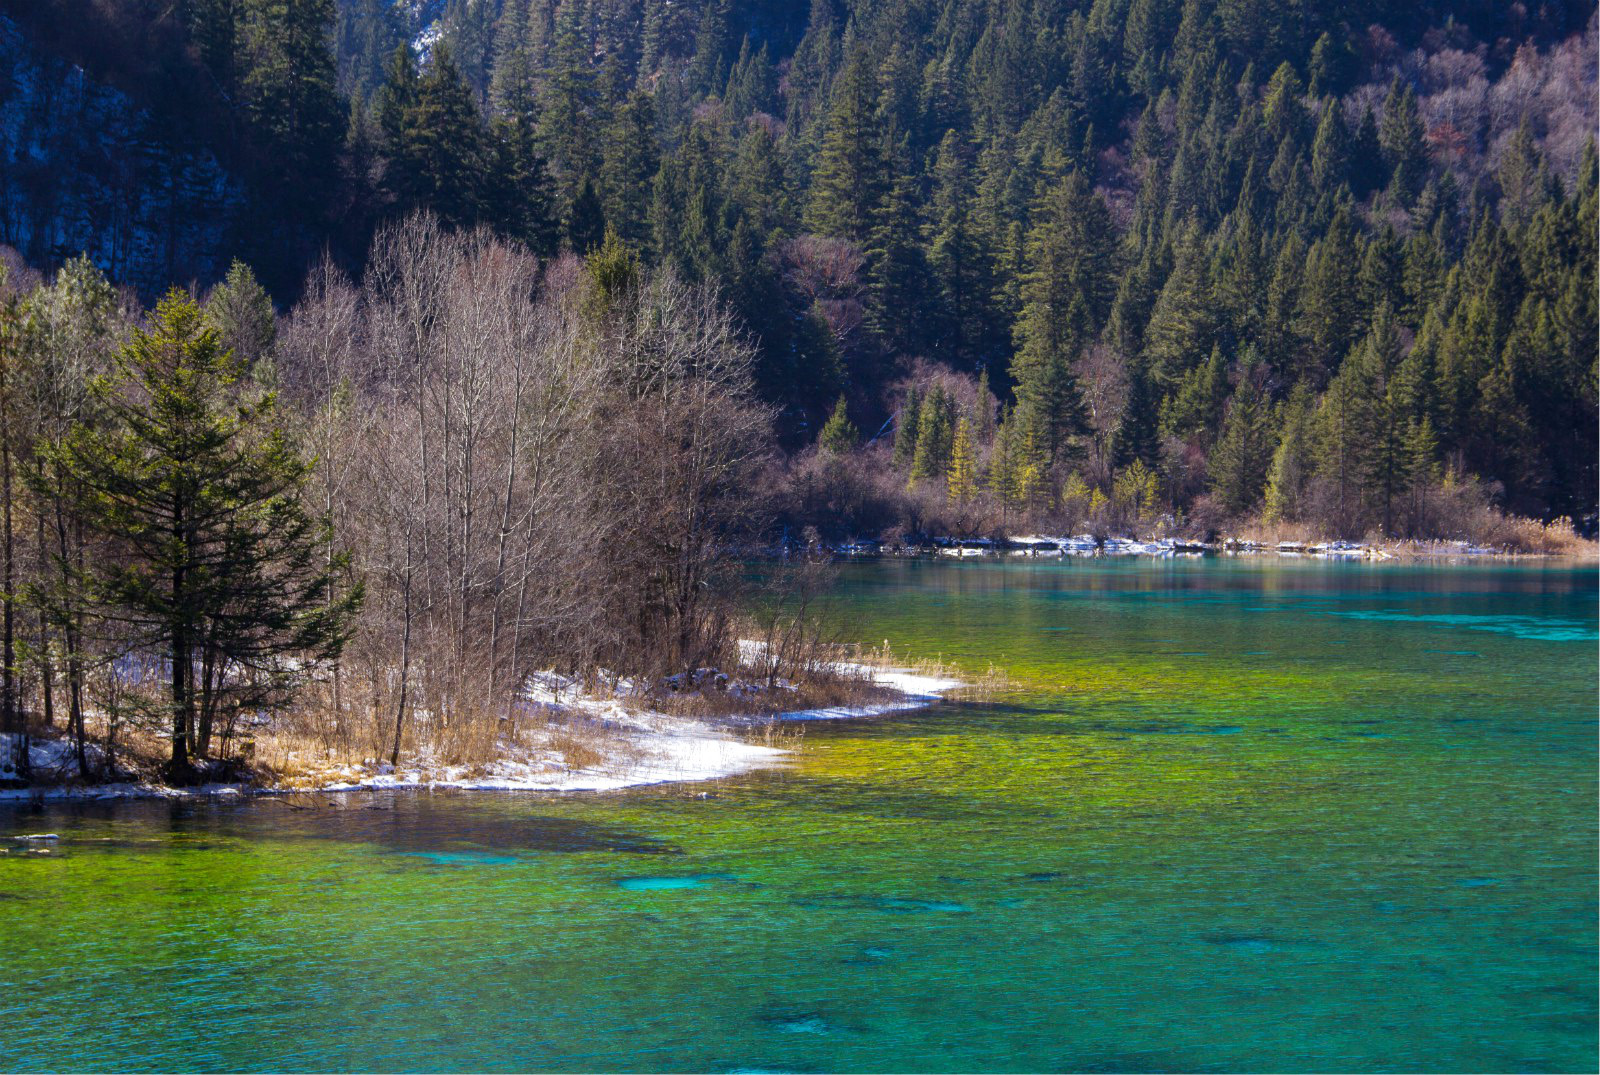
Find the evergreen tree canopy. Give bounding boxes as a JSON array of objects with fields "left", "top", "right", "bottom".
[{"left": 54, "top": 292, "right": 357, "bottom": 781}]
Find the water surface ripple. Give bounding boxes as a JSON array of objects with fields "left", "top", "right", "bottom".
[{"left": 2, "top": 558, "right": 1595, "bottom": 1073}]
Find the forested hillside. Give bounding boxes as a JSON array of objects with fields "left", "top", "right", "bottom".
[{"left": 2, "top": 0, "right": 1596, "bottom": 538}]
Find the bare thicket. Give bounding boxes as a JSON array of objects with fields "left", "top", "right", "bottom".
[{"left": 274, "top": 214, "right": 770, "bottom": 766}]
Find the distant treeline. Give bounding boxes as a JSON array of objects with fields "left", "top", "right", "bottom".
[{"left": 1, "top": 0, "right": 1595, "bottom": 535}]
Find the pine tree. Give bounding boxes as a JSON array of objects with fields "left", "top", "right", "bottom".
[
  {"left": 442, "top": 0, "right": 496, "bottom": 100},
  {"left": 54, "top": 292, "right": 357, "bottom": 781},
  {"left": 387, "top": 45, "right": 490, "bottom": 225},
  {"left": 238, "top": 0, "right": 343, "bottom": 200},
  {"left": 487, "top": 0, "right": 539, "bottom": 115},
  {"left": 192, "top": 0, "right": 244, "bottom": 93},
  {"left": 1295, "top": 206, "right": 1363, "bottom": 385},
  {"left": 909, "top": 385, "right": 954, "bottom": 485},
  {"left": 1261, "top": 61, "right": 1307, "bottom": 147},
  {"left": 1308, "top": 30, "right": 1355, "bottom": 97},
  {"left": 1143, "top": 217, "right": 1214, "bottom": 388},
  {"left": 688, "top": 0, "right": 731, "bottom": 96},
  {"left": 1313, "top": 350, "right": 1363, "bottom": 533},
  {"left": 729, "top": 125, "right": 793, "bottom": 240},
  {"left": 538, "top": 1, "right": 599, "bottom": 178},
  {"left": 818, "top": 395, "right": 859, "bottom": 455},
  {"left": 1010, "top": 171, "right": 1114, "bottom": 462},
  {"left": 1160, "top": 345, "right": 1230, "bottom": 446},
  {"left": 19, "top": 258, "right": 122, "bottom": 779},
  {"left": 1349, "top": 106, "right": 1385, "bottom": 197},
  {"left": 893, "top": 385, "right": 922, "bottom": 469},
  {"left": 584, "top": 227, "right": 641, "bottom": 321},
  {"left": 1263, "top": 385, "right": 1316, "bottom": 523},
  {"left": 376, "top": 40, "right": 419, "bottom": 151},
  {"left": 1310, "top": 99, "right": 1349, "bottom": 192},
  {"left": 1401, "top": 415, "right": 1441, "bottom": 533},
  {"left": 1014, "top": 428, "right": 1049, "bottom": 512},
  {"left": 989, "top": 409, "right": 1022, "bottom": 514},
  {"left": 974, "top": 367, "right": 996, "bottom": 444},
  {"left": 1350, "top": 308, "right": 1412, "bottom": 534},
  {"left": 486, "top": 111, "right": 560, "bottom": 255},
  {"left": 805, "top": 48, "right": 889, "bottom": 245},
  {"left": 724, "top": 38, "right": 778, "bottom": 120},
  {"left": 783, "top": 0, "right": 840, "bottom": 141},
  {"left": 204, "top": 260, "right": 277, "bottom": 372},
  {"left": 866, "top": 154, "right": 934, "bottom": 358},
  {"left": 947, "top": 416, "right": 979, "bottom": 502},
  {"left": 1358, "top": 227, "right": 1405, "bottom": 320},
  {"left": 1114, "top": 363, "right": 1162, "bottom": 468},
  {"left": 928, "top": 131, "right": 1003, "bottom": 371},
  {"left": 568, "top": 179, "right": 607, "bottom": 255},
  {"left": 600, "top": 92, "right": 661, "bottom": 254},
  {"left": 1379, "top": 79, "right": 1427, "bottom": 207},
  {"left": 1496, "top": 121, "right": 1555, "bottom": 232},
  {"left": 0, "top": 273, "right": 23, "bottom": 773},
  {"left": 1207, "top": 355, "right": 1275, "bottom": 516}
]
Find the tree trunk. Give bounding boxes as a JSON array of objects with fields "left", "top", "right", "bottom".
[
  {"left": 391, "top": 528, "right": 415, "bottom": 768},
  {"left": 1, "top": 407, "right": 17, "bottom": 740},
  {"left": 56, "top": 497, "right": 89, "bottom": 779},
  {"left": 167, "top": 506, "right": 192, "bottom": 784},
  {"left": 196, "top": 642, "right": 217, "bottom": 758}
]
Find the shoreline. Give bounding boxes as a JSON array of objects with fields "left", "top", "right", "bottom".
[
  {"left": 827, "top": 535, "right": 1596, "bottom": 563},
  {"left": 0, "top": 663, "right": 963, "bottom": 807}
]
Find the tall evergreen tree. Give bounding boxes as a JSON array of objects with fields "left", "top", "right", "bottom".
[
  {"left": 385, "top": 45, "right": 490, "bottom": 225},
  {"left": 947, "top": 416, "right": 979, "bottom": 502},
  {"left": 1010, "top": 171, "right": 1115, "bottom": 462},
  {"left": 909, "top": 385, "right": 955, "bottom": 484},
  {"left": 818, "top": 394, "right": 859, "bottom": 455},
  {"left": 238, "top": 0, "right": 343, "bottom": 200},
  {"left": 1208, "top": 354, "right": 1275, "bottom": 515},
  {"left": 928, "top": 131, "right": 1002, "bottom": 371},
  {"left": 805, "top": 48, "right": 890, "bottom": 245},
  {"left": 600, "top": 92, "right": 661, "bottom": 253},
  {"left": 1379, "top": 79, "right": 1427, "bottom": 207},
  {"left": 893, "top": 385, "right": 923, "bottom": 469},
  {"left": 55, "top": 293, "right": 357, "bottom": 781}
]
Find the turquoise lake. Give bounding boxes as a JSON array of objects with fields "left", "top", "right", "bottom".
[{"left": 2, "top": 558, "right": 1596, "bottom": 1072}]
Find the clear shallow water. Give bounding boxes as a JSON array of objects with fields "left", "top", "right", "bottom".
[{"left": 2, "top": 558, "right": 1595, "bottom": 1073}]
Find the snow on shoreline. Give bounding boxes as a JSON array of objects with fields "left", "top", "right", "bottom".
[
  {"left": 778, "top": 666, "right": 963, "bottom": 721},
  {"left": 0, "top": 657, "right": 963, "bottom": 805},
  {"left": 840, "top": 535, "right": 1552, "bottom": 560}
]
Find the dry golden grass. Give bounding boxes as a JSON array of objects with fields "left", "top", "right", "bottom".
[
  {"left": 544, "top": 728, "right": 609, "bottom": 772},
  {"left": 1470, "top": 515, "right": 1598, "bottom": 557},
  {"left": 1227, "top": 519, "right": 1320, "bottom": 546},
  {"left": 1220, "top": 509, "right": 1597, "bottom": 560},
  {"left": 841, "top": 641, "right": 1010, "bottom": 702}
]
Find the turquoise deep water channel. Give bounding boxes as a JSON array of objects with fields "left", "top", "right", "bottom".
[{"left": 2, "top": 558, "right": 1596, "bottom": 1073}]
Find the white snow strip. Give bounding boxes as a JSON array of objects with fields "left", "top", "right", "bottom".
[
  {"left": 776, "top": 665, "right": 962, "bottom": 721},
  {"left": 311, "top": 717, "right": 788, "bottom": 795},
  {"left": 0, "top": 655, "right": 960, "bottom": 803}
]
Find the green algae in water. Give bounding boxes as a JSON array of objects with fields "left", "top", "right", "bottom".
[{"left": 1, "top": 558, "right": 1594, "bottom": 1074}]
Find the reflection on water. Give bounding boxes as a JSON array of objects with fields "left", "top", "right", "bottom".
[{"left": 2, "top": 558, "right": 1595, "bottom": 1073}]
